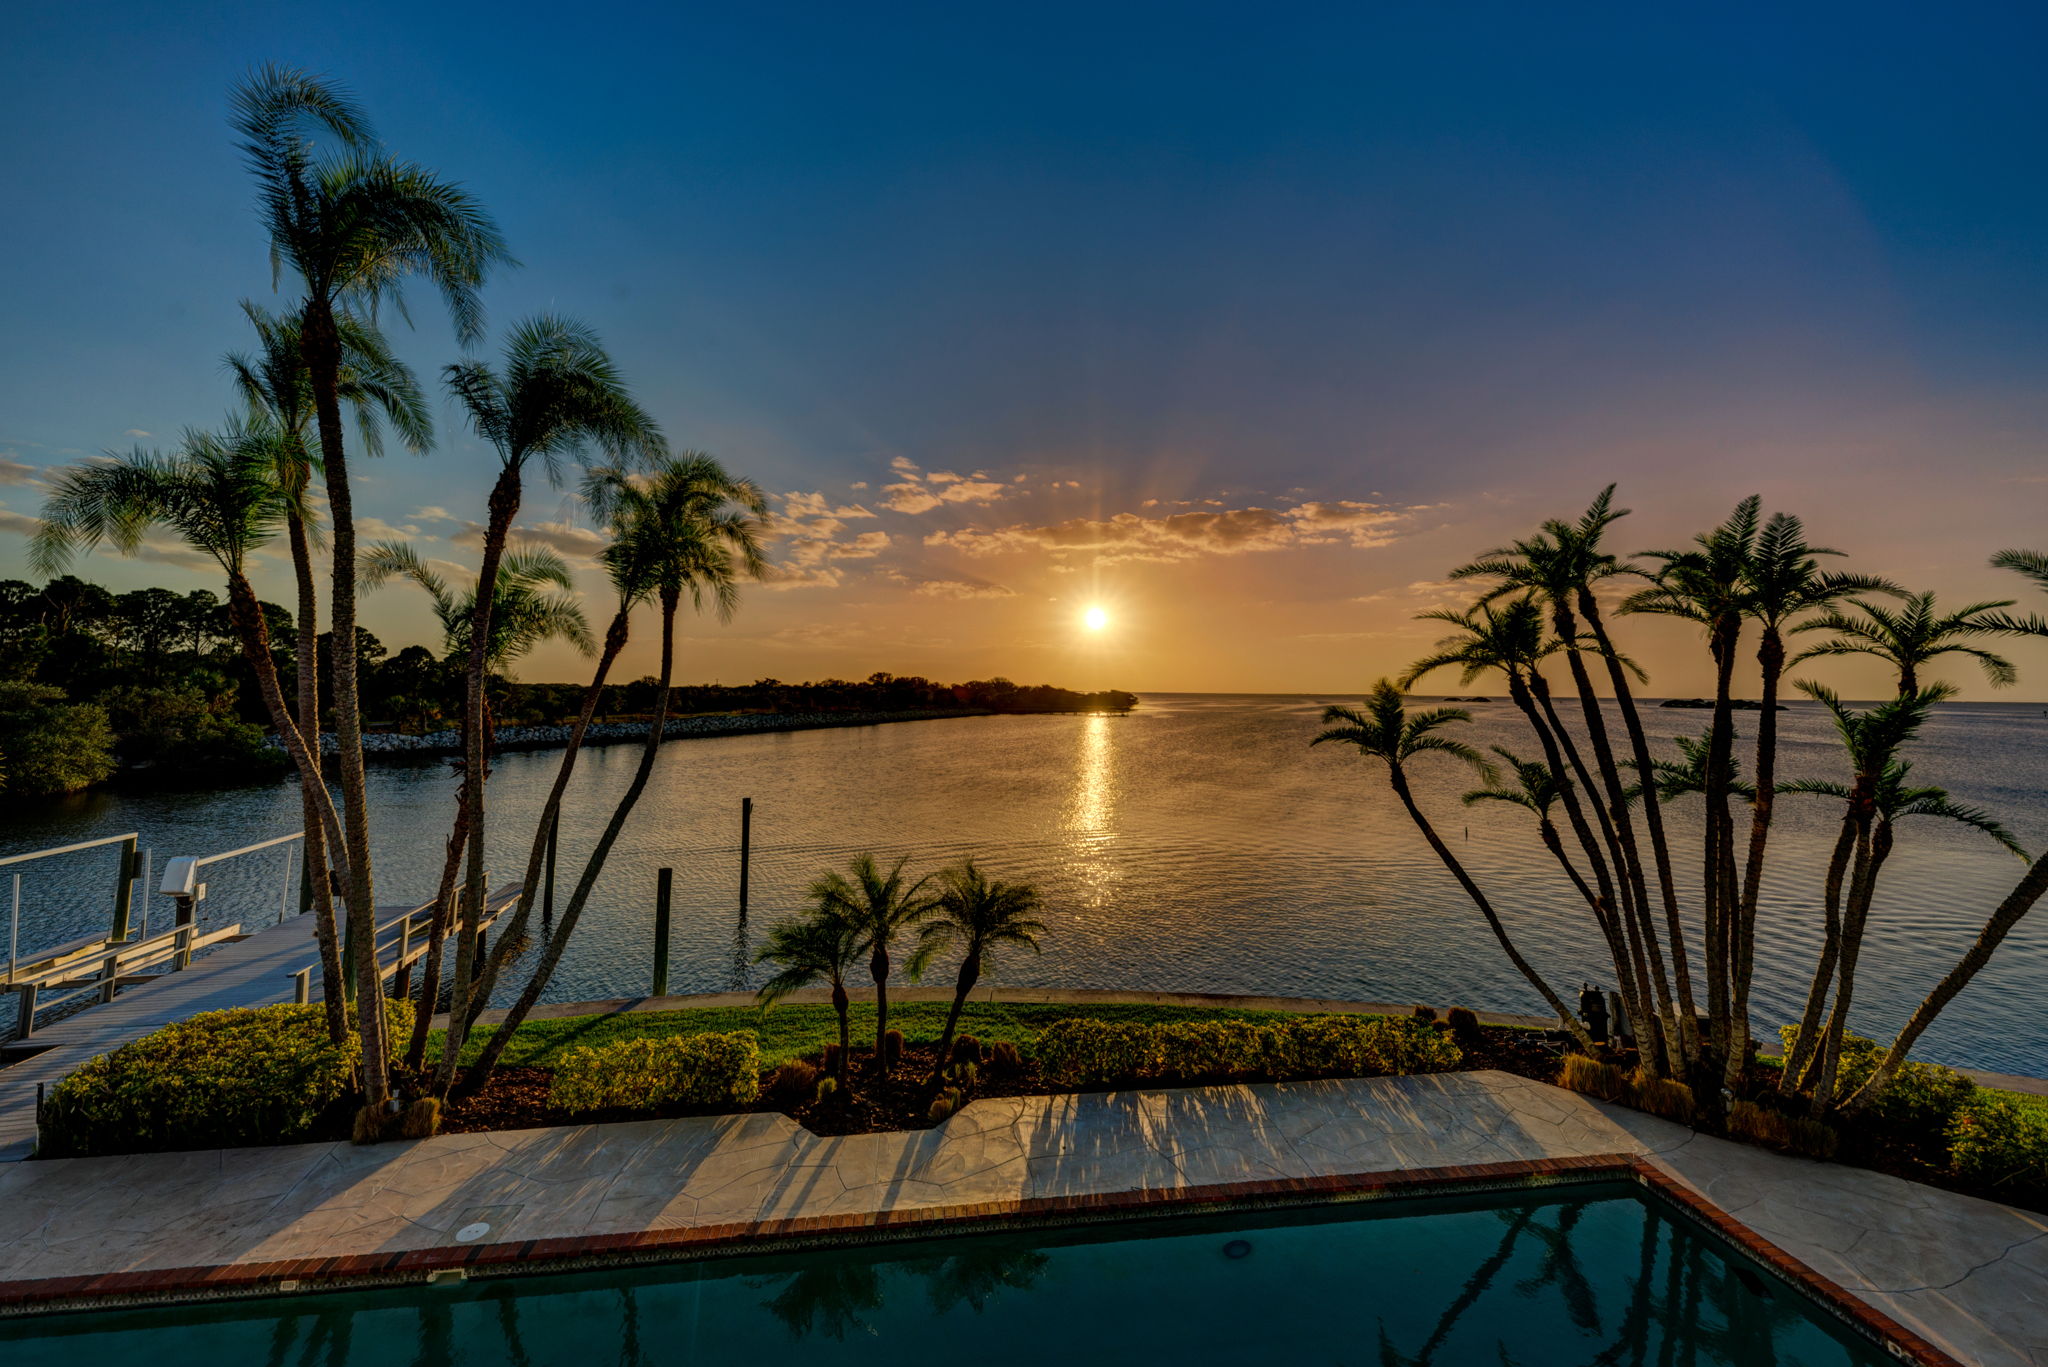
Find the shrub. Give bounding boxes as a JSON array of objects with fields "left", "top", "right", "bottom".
[
  {"left": 1290, "top": 1016, "right": 1462, "bottom": 1077},
  {"left": 548, "top": 1031, "right": 761, "bottom": 1114},
  {"left": 1444, "top": 1006, "right": 1483, "bottom": 1048},
  {"left": 41, "top": 1001, "right": 410, "bottom": 1157},
  {"left": 1778, "top": 1025, "right": 1976, "bottom": 1156},
  {"left": 1412, "top": 1005, "right": 1439, "bottom": 1022},
  {"left": 821, "top": 1042, "right": 844, "bottom": 1076},
  {"left": 1558, "top": 1054, "right": 1631, "bottom": 1103},
  {"left": 1948, "top": 1097, "right": 2048, "bottom": 1199},
  {"left": 1786, "top": 1115, "right": 1840, "bottom": 1160},
  {"left": 1035, "top": 1019, "right": 1157, "bottom": 1087},
  {"left": 767, "top": 1059, "right": 819, "bottom": 1106},
  {"left": 1726, "top": 1100, "right": 1793, "bottom": 1149},
  {"left": 990, "top": 1040, "right": 1022, "bottom": 1074},
  {"left": 953, "top": 1034, "right": 983, "bottom": 1065},
  {"left": 883, "top": 1029, "right": 905, "bottom": 1066},
  {"left": 1154, "top": 1020, "right": 1291, "bottom": 1082},
  {"left": 814, "top": 1075, "right": 839, "bottom": 1105}
]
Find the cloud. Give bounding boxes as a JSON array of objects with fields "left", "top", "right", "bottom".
[
  {"left": 782, "top": 491, "right": 876, "bottom": 520},
  {"left": 447, "top": 519, "right": 606, "bottom": 562},
  {"left": 760, "top": 564, "right": 846, "bottom": 591},
  {"left": 889, "top": 456, "right": 921, "bottom": 478},
  {"left": 926, "top": 500, "right": 1409, "bottom": 564},
  {"left": 355, "top": 517, "right": 422, "bottom": 541},
  {"left": 122, "top": 429, "right": 151, "bottom": 438},
  {"left": 926, "top": 470, "right": 962, "bottom": 484},
  {"left": 880, "top": 476, "right": 1008, "bottom": 515},
  {"left": 881, "top": 482, "right": 943, "bottom": 514},
  {"left": 409, "top": 505, "right": 455, "bottom": 522},
  {"left": 0, "top": 456, "right": 43, "bottom": 488},
  {"left": 0, "top": 505, "right": 44, "bottom": 537},
  {"left": 913, "top": 578, "right": 1017, "bottom": 600}
]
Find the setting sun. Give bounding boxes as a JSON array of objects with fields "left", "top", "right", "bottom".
[{"left": 1082, "top": 605, "right": 1109, "bottom": 633}]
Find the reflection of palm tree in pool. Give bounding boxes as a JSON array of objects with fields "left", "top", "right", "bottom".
[
  {"left": 759, "top": 1262, "right": 885, "bottom": 1340},
  {"left": 759, "top": 1246, "right": 1050, "bottom": 1340},
  {"left": 906, "top": 1246, "right": 1052, "bottom": 1314}
]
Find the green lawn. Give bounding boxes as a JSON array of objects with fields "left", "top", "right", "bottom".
[{"left": 438, "top": 1001, "right": 1340, "bottom": 1070}]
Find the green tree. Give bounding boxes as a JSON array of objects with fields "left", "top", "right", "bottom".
[
  {"left": 1314, "top": 681, "right": 1592, "bottom": 1050},
  {"left": 755, "top": 910, "right": 864, "bottom": 1084},
  {"left": 0, "top": 682, "right": 113, "bottom": 795},
  {"left": 910, "top": 859, "right": 1046, "bottom": 1081},
  {"left": 1792, "top": 592, "right": 2016, "bottom": 696},
  {"left": 232, "top": 64, "right": 511, "bottom": 1109},
  {"left": 809, "top": 854, "right": 938, "bottom": 1074}
]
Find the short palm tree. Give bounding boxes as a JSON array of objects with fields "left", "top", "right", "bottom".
[
  {"left": 460, "top": 454, "right": 769, "bottom": 1094},
  {"left": 755, "top": 910, "right": 864, "bottom": 1083},
  {"left": 1792, "top": 592, "right": 2016, "bottom": 695},
  {"left": 1462, "top": 748, "right": 1609, "bottom": 915},
  {"left": 30, "top": 426, "right": 351, "bottom": 1039},
  {"left": 1314, "top": 681, "right": 1591, "bottom": 1049},
  {"left": 233, "top": 64, "right": 511, "bottom": 1109},
  {"left": 809, "top": 854, "right": 937, "bottom": 1074},
  {"left": 911, "top": 861, "right": 1045, "bottom": 1081}
]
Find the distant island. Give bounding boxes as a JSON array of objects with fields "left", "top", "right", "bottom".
[{"left": 1659, "top": 698, "right": 1787, "bottom": 711}]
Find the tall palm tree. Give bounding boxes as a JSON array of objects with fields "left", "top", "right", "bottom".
[
  {"left": 1455, "top": 488, "right": 1697, "bottom": 1070},
  {"left": 360, "top": 539, "right": 592, "bottom": 1067},
  {"left": 755, "top": 909, "right": 864, "bottom": 1084},
  {"left": 434, "top": 317, "right": 663, "bottom": 1093},
  {"left": 1774, "top": 682, "right": 1951, "bottom": 1105},
  {"left": 1846, "top": 548, "right": 2048, "bottom": 1112},
  {"left": 225, "top": 302, "right": 430, "bottom": 1019},
  {"left": 1624, "top": 498, "right": 1760, "bottom": 1069},
  {"left": 1791, "top": 592, "right": 2016, "bottom": 696},
  {"left": 1728, "top": 515, "right": 1897, "bottom": 1075},
  {"left": 458, "top": 455, "right": 768, "bottom": 1095},
  {"left": 808, "top": 854, "right": 937, "bottom": 1074},
  {"left": 1313, "top": 681, "right": 1592, "bottom": 1049},
  {"left": 910, "top": 860, "right": 1045, "bottom": 1081},
  {"left": 30, "top": 427, "right": 352, "bottom": 1039},
  {"left": 233, "top": 65, "right": 512, "bottom": 1111}
]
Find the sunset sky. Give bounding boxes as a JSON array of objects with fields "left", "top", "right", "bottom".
[{"left": 4, "top": 2, "right": 2046, "bottom": 697}]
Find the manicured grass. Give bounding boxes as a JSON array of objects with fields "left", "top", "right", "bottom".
[{"left": 440, "top": 1001, "right": 1347, "bottom": 1071}]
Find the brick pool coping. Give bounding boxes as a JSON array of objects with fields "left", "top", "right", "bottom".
[{"left": 0, "top": 1151, "right": 1959, "bottom": 1365}]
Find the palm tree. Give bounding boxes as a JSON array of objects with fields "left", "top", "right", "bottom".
[
  {"left": 1774, "top": 682, "right": 1951, "bottom": 1105},
  {"left": 224, "top": 302, "right": 430, "bottom": 1020},
  {"left": 360, "top": 540, "right": 593, "bottom": 1068},
  {"left": 233, "top": 65, "right": 512, "bottom": 1111},
  {"left": 1455, "top": 488, "right": 1696, "bottom": 1068},
  {"left": 1624, "top": 498, "right": 1760, "bottom": 1069},
  {"left": 910, "top": 860, "right": 1046, "bottom": 1081},
  {"left": 1727, "top": 515, "right": 1897, "bottom": 1076},
  {"left": 433, "top": 317, "right": 664, "bottom": 1096},
  {"left": 1845, "top": 548, "right": 2048, "bottom": 1112},
  {"left": 808, "top": 854, "right": 937, "bottom": 1074},
  {"left": 30, "top": 427, "right": 352, "bottom": 1039},
  {"left": 756, "top": 909, "right": 864, "bottom": 1084},
  {"left": 1791, "top": 592, "right": 2016, "bottom": 696},
  {"left": 1462, "top": 749, "right": 1609, "bottom": 914},
  {"left": 458, "top": 455, "right": 768, "bottom": 1095},
  {"left": 1313, "top": 681, "right": 1591, "bottom": 1049}
]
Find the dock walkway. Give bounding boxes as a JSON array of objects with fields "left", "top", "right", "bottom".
[{"left": 0, "top": 885, "right": 521, "bottom": 1161}]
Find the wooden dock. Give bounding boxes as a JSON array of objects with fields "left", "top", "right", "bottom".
[{"left": 0, "top": 885, "right": 520, "bottom": 1161}]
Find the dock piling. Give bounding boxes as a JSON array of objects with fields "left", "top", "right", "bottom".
[
  {"left": 652, "top": 867, "right": 673, "bottom": 997},
  {"left": 738, "top": 798, "right": 752, "bottom": 919},
  {"left": 108, "top": 836, "right": 138, "bottom": 944}
]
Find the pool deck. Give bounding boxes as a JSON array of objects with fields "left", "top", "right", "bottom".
[{"left": 0, "top": 1070, "right": 2041, "bottom": 1364}]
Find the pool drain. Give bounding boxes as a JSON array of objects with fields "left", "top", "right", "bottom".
[{"left": 1223, "top": 1239, "right": 1253, "bottom": 1260}]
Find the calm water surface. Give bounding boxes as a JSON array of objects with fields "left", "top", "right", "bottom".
[
  {"left": 0, "top": 1185, "right": 1888, "bottom": 1366},
  {"left": 4, "top": 694, "right": 2045, "bottom": 1074}
]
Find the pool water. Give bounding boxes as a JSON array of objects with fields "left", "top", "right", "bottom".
[{"left": 1, "top": 1183, "right": 1891, "bottom": 1366}]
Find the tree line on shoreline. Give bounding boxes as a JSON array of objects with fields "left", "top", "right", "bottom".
[
  {"left": 0, "top": 573, "right": 1132, "bottom": 796},
  {"left": 1315, "top": 488, "right": 2048, "bottom": 1127}
]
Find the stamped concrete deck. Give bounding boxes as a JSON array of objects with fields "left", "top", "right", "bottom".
[{"left": 0, "top": 1070, "right": 2040, "bottom": 1364}]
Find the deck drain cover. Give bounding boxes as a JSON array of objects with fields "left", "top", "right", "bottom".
[{"left": 456, "top": 1222, "right": 491, "bottom": 1243}]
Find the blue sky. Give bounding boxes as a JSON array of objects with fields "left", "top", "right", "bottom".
[{"left": 3, "top": 2, "right": 2046, "bottom": 693}]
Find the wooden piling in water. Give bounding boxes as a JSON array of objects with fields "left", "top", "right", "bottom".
[
  {"left": 738, "top": 798, "right": 752, "bottom": 919},
  {"left": 652, "top": 867, "right": 673, "bottom": 997}
]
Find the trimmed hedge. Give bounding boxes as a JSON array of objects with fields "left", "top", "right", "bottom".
[
  {"left": 1035, "top": 1015, "right": 1460, "bottom": 1089},
  {"left": 549, "top": 1031, "right": 762, "bottom": 1113},
  {"left": 40, "top": 1001, "right": 412, "bottom": 1158}
]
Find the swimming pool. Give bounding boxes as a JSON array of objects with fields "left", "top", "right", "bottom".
[{"left": 0, "top": 1181, "right": 1898, "bottom": 1365}]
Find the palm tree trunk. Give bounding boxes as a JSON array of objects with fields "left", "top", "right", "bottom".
[
  {"left": 458, "top": 592, "right": 679, "bottom": 1093},
  {"left": 1701, "top": 622, "right": 1741, "bottom": 1071},
  {"left": 1781, "top": 814, "right": 1858, "bottom": 1092},
  {"left": 1813, "top": 821, "right": 1889, "bottom": 1108},
  {"left": 284, "top": 507, "right": 349, "bottom": 1043},
  {"left": 461, "top": 606, "right": 630, "bottom": 1022},
  {"left": 403, "top": 797, "right": 468, "bottom": 1071},
  {"left": 1578, "top": 593, "right": 1700, "bottom": 1061},
  {"left": 1389, "top": 767, "right": 1594, "bottom": 1050},
  {"left": 931, "top": 958, "right": 979, "bottom": 1085},
  {"left": 1731, "top": 629, "right": 1785, "bottom": 1083},
  {"left": 436, "top": 464, "right": 524, "bottom": 1097},
  {"left": 1846, "top": 848, "right": 2048, "bottom": 1112},
  {"left": 832, "top": 979, "right": 851, "bottom": 1083},
  {"left": 301, "top": 297, "right": 387, "bottom": 1103},
  {"left": 871, "top": 945, "right": 892, "bottom": 1074}
]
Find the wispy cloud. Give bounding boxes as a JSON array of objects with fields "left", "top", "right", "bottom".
[
  {"left": 913, "top": 578, "right": 1017, "bottom": 599},
  {"left": 926, "top": 500, "right": 1409, "bottom": 564},
  {"left": 122, "top": 428, "right": 151, "bottom": 438},
  {"left": 0, "top": 456, "right": 44, "bottom": 488}
]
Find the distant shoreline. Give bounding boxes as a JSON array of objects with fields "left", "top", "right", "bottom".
[{"left": 298, "top": 706, "right": 1133, "bottom": 763}]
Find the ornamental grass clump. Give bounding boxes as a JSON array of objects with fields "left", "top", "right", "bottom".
[
  {"left": 1557, "top": 1054, "right": 1631, "bottom": 1104},
  {"left": 41, "top": 1001, "right": 412, "bottom": 1158},
  {"left": 547, "top": 1031, "right": 761, "bottom": 1114}
]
